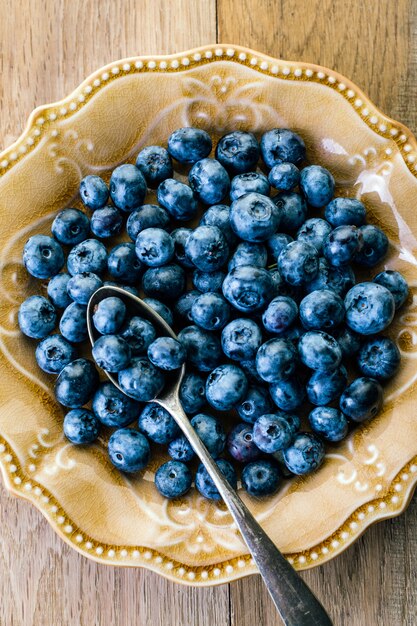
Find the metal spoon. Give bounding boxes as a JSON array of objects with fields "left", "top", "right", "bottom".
[{"left": 87, "top": 285, "right": 333, "bottom": 626}]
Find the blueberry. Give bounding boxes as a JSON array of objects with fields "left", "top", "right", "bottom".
[
  {"left": 221, "top": 318, "right": 263, "bottom": 360},
  {"left": 148, "top": 336, "right": 186, "bottom": 370},
  {"left": 135, "top": 145, "right": 173, "bottom": 187},
  {"left": 92, "top": 334, "right": 131, "bottom": 372},
  {"left": 171, "top": 228, "right": 194, "bottom": 268},
  {"left": 47, "top": 330, "right": 80, "bottom": 377},
  {"left": 118, "top": 357, "right": 165, "bottom": 401},
  {"left": 305, "top": 257, "right": 355, "bottom": 297},
  {"left": 93, "top": 296, "right": 126, "bottom": 334},
  {"left": 191, "top": 413, "right": 226, "bottom": 456},
  {"left": 193, "top": 269, "right": 226, "bottom": 293},
  {"left": 63, "top": 409, "right": 100, "bottom": 445},
  {"left": 55, "top": 358, "right": 99, "bottom": 408},
  {"left": 59, "top": 302, "right": 88, "bottom": 343},
  {"left": 52, "top": 208, "right": 90, "bottom": 245},
  {"left": 340, "top": 377, "right": 383, "bottom": 422},
  {"left": 206, "top": 364, "right": 248, "bottom": 411},
  {"left": 222, "top": 265, "right": 274, "bottom": 312},
  {"left": 266, "top": 233, "right": 294, "bottom": 260},
  {"left": 228, "top": 242, "right": 268, "bottom": 271},
  {"left": 298, "top": 331, "right": 342, "bottom": 371},
  {"left": 299, "top": 289, "right": 345, "bottom": 331},
  {"left": 284, "top": 432, "right": 325, "bottom": 475},
  {"left": 80, "top": 175, "right": 109, "bottom": 210},
  {"left": 278, "top": 241, "right": 319, "bottom": 286},
  {"left": 135, "top": 227, "right": 174, "bottom": 267},
  {"left": 332, "top": 325, "right": 362, "bottom": 357},
  {"left": 268, "top": 163, "right": 300, "bottom": 190},
  {"left": 155, "top": 461, "right": 192, "bottom": 499},
  {"left": 67, "top": 239, "right": 107, "bottom": 276},
  {"left": 230, "top": 192, "right": 281, "bottom": 242},
  {"left": 108, "top": 428, "right": 150, "bottom": 473},
  {"left": 195, "top": 459, "right": 237, "bottom": 501},
  {"left": 67, "top": 272, "right": 103, "bottom": 305},
  {"left": 272, "top": 191, "right": 307, "bottom": 233},
  {"left": 373, "top": 270, "right": 409, "bottom": 309},
  {"left": 299, "top": 165, "right": 335, "bottom": 208},
  {"left": 296, "top": 218, "right": 332, "bottom": 253},
  {"left": 142, "top": 264, "right": 185, "bottom": 301},
  {"left": 324, "top": 197, "right": 366, "bottom": 227},
  {"left": 191, "top": 292, "right": 231, "bottom": 330},
  {"left": 23, "top": 235, "right": 65, "bottom": 279},
  {"left": 357, "top": 336, "right": 400, "bottom": 381},
  {"left": 179, "top": 371, "right": 206, "bottom": 415},
  {"left": 237, "top": 385, "right": 274, "bottom": 424},
  {"left": 36, "top": 334, "right": 77, "bottom": 373},
  {"left": 240, "top": 358, "right": 264, "bottom": 383},
  {"left": 344, "top": 282, "right": 395, "bottom": 335},
  {"left": 242, "top": 459, "right": 281, "bottom": 497},
  {"left": 47, "top": 273, "right": 72, "bottom": 309},
  {"left": 309, "top": 407, "right": 348, "bottom": 443},
  {"left": 262, "top": 296, "right": 298, "bottom": 334},
  {"left": 143, "top": 298, "right": 173, "bottom": 326},
  {"left": 90, "top": 206, "right": 123, "bottom": 239},
  {"left": 126, "top": 204, "right": 171, "bottom": 241},
  {"left": 306, "top": 365, "right": 347, "bottom": 405},
  {"left": 107, "top": 242, "right": 143, "bottom": 284},
  {"left": 227, "top": 423, "right": 262, "bottom": 463},
  {"left": 355, "top": 225, "right": 389, "bottom": 267},
  {"left": 168, "top": 436, "right": 195, "bottom": 462},
  {"left": 216, "top": 131, "right": 260, "bottom": 174},
  {"left": 260, "top": 129, "right": 306, "bottom": 168},
  {"left": 200, "top": 204, "right": 237, "bottom": 246},
  {"left": 230, "top": 172, "right": 270, "bottom": 201},
  {"left": 18, "top": 295, "right": 57, "bottom": 339},
  {"left": 139, "top": 403, "right": 180, "bottom": 444},
  {"left": 168, "top": 127, "right": 212, "bottom": 164},
  {"left": 109, "top": 164, "right": 147, "bottom": 212},
  {"left": 189, "top": 158, "right": 230, "bottom": 204},
  {"left": 92, "top": 381, "right": 141, "bottom": 427},
  {"left": 174, "top": 291, "right": 200, "bottom": 324},
  {"left": 256, "top": 338, "right": 297, "bottom": 382},
  {"left": 323, "top": 225, "right": 363, "bottom": 267},
  {"left": 185, "top": 225, "right": 229, "bottom": 272},
  {"left": 269, "top": 376, "right": 305, "bottom": 411},
  {"left": 253, "top": 413, "right": 294, "bottom": 453},
  {"left": 157, "top": 179, "right": 198, "bottom": 221}
]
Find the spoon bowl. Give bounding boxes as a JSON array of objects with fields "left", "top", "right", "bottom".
[
  {"left": 86, "top": 285, "right": 185, "bottom": 400},
  {"left": 87, "top": 285, "right": 333, "bottom": 626}
]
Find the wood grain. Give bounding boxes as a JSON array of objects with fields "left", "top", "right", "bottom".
[{"left": 1, "top": 1, "right": 416, "bottom": 625}]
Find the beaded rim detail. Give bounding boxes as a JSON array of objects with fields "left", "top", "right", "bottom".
[
  {"left": 1, "top": 44, "right": 417, "bottom": 586},
  {"left": 1, "top": 45, "right": 417, "bottom": 176}
]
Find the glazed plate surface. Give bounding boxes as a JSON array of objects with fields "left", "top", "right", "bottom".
[{"left": 1, "top": 45, "right": 417, "bottom": 585}]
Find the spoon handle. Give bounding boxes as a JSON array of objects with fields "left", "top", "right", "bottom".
[{"left": 156, "top": 397, "right": 333, "bottom": 626}]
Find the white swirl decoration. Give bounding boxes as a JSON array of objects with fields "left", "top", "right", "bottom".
[
  {"left": 327, "top": 440, "right": 387, "bottom": 494},
  {"left": 181, "top": 75, "right": 287, "bottom": 132}
]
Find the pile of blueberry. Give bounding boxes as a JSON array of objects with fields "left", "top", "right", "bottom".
[{"left": 18, "top": 126, "right": 409, "bottom": 501}]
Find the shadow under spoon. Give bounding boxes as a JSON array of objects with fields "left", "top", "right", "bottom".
[{"left": 87, "top": 285, "right": 333, "bottom": 626}]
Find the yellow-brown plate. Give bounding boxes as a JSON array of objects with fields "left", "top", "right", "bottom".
[{"left": 1, "top": 44, "right": 417, "bottom": 585}]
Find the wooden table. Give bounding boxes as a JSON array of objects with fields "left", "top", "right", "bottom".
[{"left": 1, "top": 1, "right": 416, "bottom": 624}]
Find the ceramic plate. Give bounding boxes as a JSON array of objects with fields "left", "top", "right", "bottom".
[{"left": 1, "top": 44, "right": 417, "bottom": 586}]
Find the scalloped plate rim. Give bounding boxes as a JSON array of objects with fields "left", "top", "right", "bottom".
[{"left": 1, "top": 43, "right": 417, "bottom": 586}]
